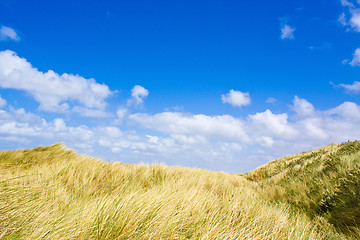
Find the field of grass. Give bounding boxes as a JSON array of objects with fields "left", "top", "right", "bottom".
[{"left": 0, "top": 141, "right": 359, "bottom": 239}]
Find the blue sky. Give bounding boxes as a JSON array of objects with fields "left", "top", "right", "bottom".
[{"left": 0, "top": 0, "right": 360, "bottom": 173}]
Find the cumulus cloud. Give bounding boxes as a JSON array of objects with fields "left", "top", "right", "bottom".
[
  {"left": 292, "top": 98, "right": 360, "bottom": 142},
  {"left": 300, "top": 118, "right": 328, "bottom": 140},
  {"left": 327, "top": 101, "right": 360, "bottom": 120},
  {"left": 289, "top": 97, "right": 328, "bottom": 140},
  {"left": 292, "top": 96, "right": 316, "bottom": 117},
  {"left": 146, "top": 135, "right": 159, "bottom": 144},
  {"left": 123, "top": 96, "right": 360, "bottom": 171},
  {"left": 1, "top": 93, "right": 360, "bottom": 173},
  {"left": 0, "top": 107, "right": 94, "bottom": 143},
  {"left": 249, "top": 110, "right": 298, "bottom": 139},
  {"left": 281, "top": 24, "right": 295, "bottom": 40},
  {"left": 351, "top": 12, "right": 360, "bottom": 31},
  {"left": 127, "top": 85, "right": 149, "bottom": 106},
  {"left": 129, "top": 112, "right": 250, "bottom": 143},
  {"left": 123, "top": 96, "right": 360, "bottom": 154},
  {"left": 339, "top": 0, "right": 360, "bottom": 32},
  {"left": 0, "top": 50, "right": 112, "bottom": 115},
  {"left": 338, "top": 81, "right": 360, "bottom": 93},
  {"left": 112, "top": 107, "right": 128, "bottom": 125},
  {"left": 221, "top": 90, "right": 251, "bottom": 107},
  {"left": 0, "top": 106, "right": 120, "bottom": 153},
  {"left": 0, "top": 26, "right": 20, "bottom": 41},
  {"left": 0, "top": 95, "right": 6, "bottom": 108},
  {"left": 347, "top": 48, "right": 360, "bottom": 66},
  {"left": 117, "top": 107, "right": 128, "bottom": 120}
]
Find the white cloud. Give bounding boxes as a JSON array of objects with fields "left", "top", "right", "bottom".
[
  {"left": 116, "top": 108, "right": 128, "bottom": 119},
  {"left": 338, "top": 81, "right": 360, "bottom": 93},
  {"left": 129, "top": 112, "right": 250, "bottom": 143},
  {"left": 0, "top": 26, "right": 20, "bottom": 41},
  {"left": 249, "top": 110, "right": 298, "bottom": 139},
  {"left": 350, "top": 11, "right": 360, "bottom": 31},
  {"left": 127, "top": 85, "right": 149, "bottom": 106},
  {"left": 122, "top": 97, "right": 360, "bottom": 171},
  {"left": 266, "top": 97, "right": 277, "bottom": 104},
  {"left": 0, "top": 50, "right": 112, "bottom": 115},
  {"left": 100, "top": 126, "right": 123, "bottom": 139},
  {"left": 146, "top": 135, "right": 159, "bottom": 144},
  {"left": 72, "top": 106, "right": 112, "bottom": 118},
  {"left": 348, "top": 48, "right": 360, "bottom": 66},
  {"left": 258, "top": 136, "right": 275, "bottom": 148},
  {"left": 339, "top": 0, "right": 360, "bottom": 32},
  {"left": 0, "top": 95, "right": 6, "bottom": 108},
  {"left": 1, "top": 94, "right": 360, "bottom": 173},
  {"left": 338, "top": 12, "right": 347, "bottom": 25},
  {"left": 0, "top": 107, "right": 96, "bottom": 150},
  {"left": 113, "top": 107, "right": 128, "bottom": 124},
  {"left": 292, "top": 96, "right": 316, "bottom": 117},
  {"left": 327, "top": 101, "right": 360, "bottom": 120},
  {"left": 281, "top": 24, "right": 295, "bottom": 40},
  {"left": 170, "top": 134, "right": 207, "bottom": 145},
  {"left": 221, "top": 90, "right": 251, "bottom": 107},
  {"left": 341, "top": 0, "right": 354, "bottom": 7}
]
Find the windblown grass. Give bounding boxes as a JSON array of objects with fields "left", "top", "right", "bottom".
[
  {"left": 246, "top": 141, "right": 360, "bottom": 237},
  {"left": 0, "top": 142, "right": 358, "bottom": 239}
]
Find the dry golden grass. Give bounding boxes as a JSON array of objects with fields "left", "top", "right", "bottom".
[
  {"left": 0, "top": 142, "right": 358, "bottom": 239},
  {"left": 246, "top": 141, "right": 360, "bottom": 238}
]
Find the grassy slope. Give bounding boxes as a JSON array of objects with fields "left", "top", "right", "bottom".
[
  {"left": 245, "top": 141, "right": 360, "bottom": 236},
  {"left": 0, "top": 142, "right": 359, "bottom": 239}
]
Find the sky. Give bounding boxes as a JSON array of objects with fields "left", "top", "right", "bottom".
[{"left": 0, "top": 0, "right": 360, "bottom": 173}]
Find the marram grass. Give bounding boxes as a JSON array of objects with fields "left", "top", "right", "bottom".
[{"left": 0, "top": 142, "right": 359, "bottom": 239}]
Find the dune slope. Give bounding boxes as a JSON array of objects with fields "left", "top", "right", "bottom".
[{"left": 1, "top": 142, "right": 359, "bottom": 239}]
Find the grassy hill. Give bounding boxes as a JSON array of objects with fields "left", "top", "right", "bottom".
[
  {"left": 245, "top": 141, "right": 360, "bottom": 235},
  {"left": 0, "top": 142, "right": 359, "bottom": 239}
]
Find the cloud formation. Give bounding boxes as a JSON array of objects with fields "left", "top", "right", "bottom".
[
  {"left": 0, "top": 49, "right": 357, "bottom": 172},
  {"left": 0, "top": 50, "right": 112, "bottom": 115},
  {"left": 339, "top": 0, "right": 360, "bottom": 32},
  {"left": 0, "top": 95, "right": 6, "bottom": 108},
  {"left": 221, "top": 90, "right": 251, "bottom": 107},
  {"left": 129, "top": 112, "right": 250, "bottom": 143},
  {"left": 348, "top": 48, "right": 360, "bottom": 66},
  {"left": 266, "top": 97, "right": 277, "bottom": 104},
  {"left": 1, "top": 96, "right": 360, "bottom": 173},
  {"left": 292, "top": 96, "right": 316, "bottom": 117},
  {"left": 127, "top": 96, "right": 360, "bottom": 153},
  {"left": 338, "top": 81, "right": 360, "bottom": 93},
  {"left": 280, "top": 24, "right": 295, "bottom": 40},
  {"left": 0, "top": 106, "right": 245, "bottom": 171},
  {"left": 0, "top": 26, "right": 20, "bottom": 41},
  {"left": 128, "top": 85, "right": 149, "bottom": 106},
  {"left": 249, "top": 110, "right": 298, "bottom": 139}
]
